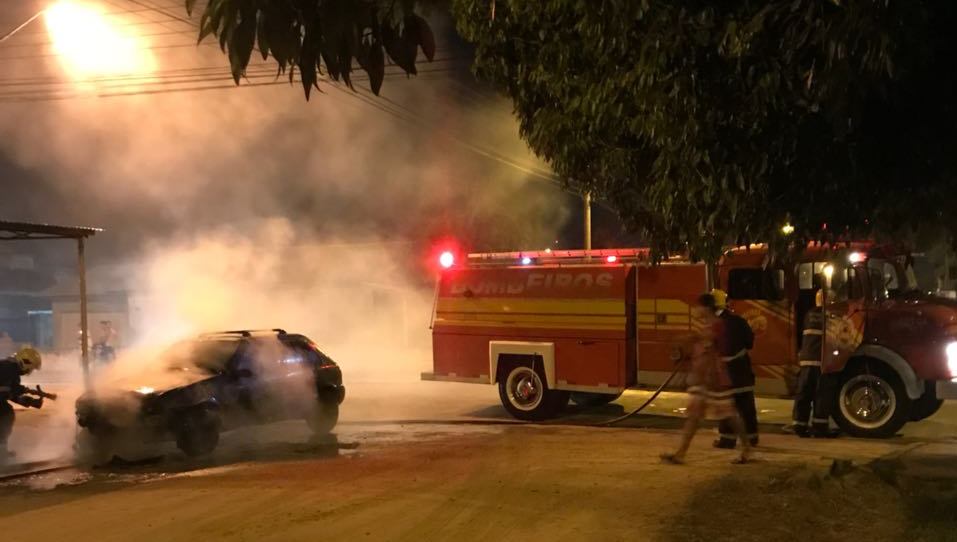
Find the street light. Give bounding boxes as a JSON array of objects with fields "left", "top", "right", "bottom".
[
  {"left": 781, "top": 222, "right": 795, "bottom": 236},
  {"left": 44, "top": 1, "right": 156, "bottom": 78}
]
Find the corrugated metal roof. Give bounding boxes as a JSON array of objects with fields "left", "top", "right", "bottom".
[{"left": 0, "top": 220, "right": 101, "bottom": 240}]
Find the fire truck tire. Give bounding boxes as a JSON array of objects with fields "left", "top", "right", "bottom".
[
  {"left": 834, "top": 361, "right": 911, "bottom": 438},
  {"left": 910, "top": 384, "right": 944, "bottom": 422},
  {"left": 498, "top": 364, "right": 567, "bottom": 421},
  {"left": 570, "top": 392, "right": 622, "bottom": 408}
]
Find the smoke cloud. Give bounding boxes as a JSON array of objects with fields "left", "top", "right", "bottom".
[{"left": 1, "top": 4, "right": 567, "bottom": 462}]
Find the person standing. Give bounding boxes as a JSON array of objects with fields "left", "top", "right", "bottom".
[
  {"left": 791, "top": 289, "right": 825, "bottom": 436},
  {"left": 661, "top": 294, "right": 752, "bottom": 464},
  {"left": 0, "top": 347, "right": 45, "bottom": 460},
  {"left": 0, "top": 332, "right": 14, "bottom": 359},
  {"left": 711, "top": 289, "right": 759, "bottom": 449}
]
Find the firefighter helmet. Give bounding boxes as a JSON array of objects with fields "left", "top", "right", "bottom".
[
  {"left": 711, "top": 289, "right": 728, "bottom": 310},
  {"left": 13, "top": 347, "right": 42, "bottom": 375}
]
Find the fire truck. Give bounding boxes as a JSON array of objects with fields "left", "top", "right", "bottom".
[{"left": 424, "top": 244, "right": 957, "bottom": 438}]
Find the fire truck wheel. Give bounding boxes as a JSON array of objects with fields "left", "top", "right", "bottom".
[
  {"left": 498, "top": 364, "right": 566, "bottom": 421},
  {"left": 834, "top": 361, "right": 911, "bottom": 438},
  {"left": 910, "top": 384, "right": 944, "bottom": 422},
  {"left": 570, "top": 392, "right": 622, "bottom": 408}
]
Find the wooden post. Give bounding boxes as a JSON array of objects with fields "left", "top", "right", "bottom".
[{"left": 78, "top": 237, "right": 90, "bottom": 389}]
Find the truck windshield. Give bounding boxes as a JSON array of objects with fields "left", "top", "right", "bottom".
[
  {"left": 867, "top": 258, "right": 918, "bottom": 298},
  {"left": 909, "top": 255, "right": 938, "bottom": 294}
]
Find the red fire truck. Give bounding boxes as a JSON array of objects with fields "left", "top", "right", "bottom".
[{"left": 424, "top": 244, "right": 957, "bottom": 438}]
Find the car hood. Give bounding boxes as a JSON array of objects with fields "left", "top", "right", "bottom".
[{"left": 99, "top": 367, "right": 212, "bottom": 396}]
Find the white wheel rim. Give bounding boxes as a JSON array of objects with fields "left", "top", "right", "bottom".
[
  {"left": 839, "top": 374, "right": 896, "bottom": 429},
  {"left": 505, "top": 367, "right": 544, "bottom": 411}
]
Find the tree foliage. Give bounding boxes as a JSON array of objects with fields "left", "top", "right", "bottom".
[
  {"left": 454, "top": 1, "right": 957, "bottom": 262},
  {"left": 187, "top": 0, "right": 437, "bottom": 98}
]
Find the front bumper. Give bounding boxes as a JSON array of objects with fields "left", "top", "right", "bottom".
[{"left": 936, "top": 380, "right": 957, "bottom": 400}]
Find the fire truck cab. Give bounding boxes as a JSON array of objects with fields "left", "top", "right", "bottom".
[{"left": 425, "top": 245, "right": 957, "bottom": 438}]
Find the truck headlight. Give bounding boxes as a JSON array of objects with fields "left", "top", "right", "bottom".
[{"left": 947, "top": 342, "right": 957, "bottom": 379}]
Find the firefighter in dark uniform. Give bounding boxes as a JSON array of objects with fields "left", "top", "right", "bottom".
[
  {"left": 791, "top": 289, "right": 826, "bottom": 436},
  {"left": 1, "top": 347, "right": 44, "bottom": 460},
  {"left": 711, "top": 290, "right": 759, "bottom": 448}
]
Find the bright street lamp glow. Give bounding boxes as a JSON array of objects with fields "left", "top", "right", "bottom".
[
  {"left": 45, "top": 1, "right": 156, "bottom": 78},
  {"left": 781, "top": 223, "right": 795, "bottom": 235},
  {"left": 848, "top": 251, "right": 865, "bottom": 264}
]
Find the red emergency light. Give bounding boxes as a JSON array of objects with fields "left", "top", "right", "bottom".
[
  {"left": 606, "top": 255, "right": 618, "bottom": 263},
  {"left": 439, "top": 251, "right": 455, "bottom": 269}
]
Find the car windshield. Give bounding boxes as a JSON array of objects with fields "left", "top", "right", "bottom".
[{"left": 162, "top": 339, "right": 239, "bottom": 375}]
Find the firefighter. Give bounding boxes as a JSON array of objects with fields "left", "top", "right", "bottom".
[
  {"left": 0, "top": 347, "right": 44, "bottom": 459},
  {"left": 790, "top": 289, "right": 824, "bottom": 436},
  {"left": 711, "top": 289, "right": 759, "bottom": 449},
  {"left": 661, "top": 294, "right": 751, "bottom": 464}
]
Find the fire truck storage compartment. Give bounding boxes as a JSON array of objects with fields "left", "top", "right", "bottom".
[
  {"left": 633, "top": 264, "right": 708, "bottom": 384},
  {"left": 431, "top": 265, "right": 636, "bottom": 391}
]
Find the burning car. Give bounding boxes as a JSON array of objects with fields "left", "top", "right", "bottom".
[{"left": 75, "top": 329, "right": 345, "bottom": 458}]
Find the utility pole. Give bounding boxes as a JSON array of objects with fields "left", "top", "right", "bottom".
[{"left": 584, "top": 191, "right": 592, "bottom": 251}]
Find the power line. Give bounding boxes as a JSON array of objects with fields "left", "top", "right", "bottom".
[
  {"left": 123, "top": 0, "right": 563, "bottom": 187},
  {"left": 0, "top": 10, "right": 44, "bottom": 44},
  {"left": 0, "top": 65, "right": 458, "bottom": 101},
  {"left": 0, "top": 0, "right": 565, "bottom": 192}
]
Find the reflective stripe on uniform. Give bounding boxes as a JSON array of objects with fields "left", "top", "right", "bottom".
[
  {"left": 722, "top": 385, "right": 754, "bottom": 395},
  {"left": 799, "top": 360, "right": 822, "bottom": 367},
  {"left": 791, "top": 420, "right": 809, "bottom": 426},
  {"left": 721, "top": 349, "right": 748, "bottom": 362},
  {"left": 812, "top": 417, "right": 829, "bottom": 424},
  {"left": 802, "top": 329, "right": 823, "bottom": 336}
]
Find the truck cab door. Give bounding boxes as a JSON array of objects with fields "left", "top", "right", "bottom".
[
  {"left": 725, "top": 266, "right": 791, "bottom": 396},
  {"left": 823, "top": 264, "right": 868, "bottom": 373}
]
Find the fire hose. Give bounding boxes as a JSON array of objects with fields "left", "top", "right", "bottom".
[{"left": 592, "top": 359, "right": 688, "bottom": 427}]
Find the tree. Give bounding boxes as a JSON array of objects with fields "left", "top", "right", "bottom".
[
  {"left": 187, "top": 0, "right": 437, "bottom": 98},
  {"left": 453, "top": 1, "right": 957, "bottom": 261}
]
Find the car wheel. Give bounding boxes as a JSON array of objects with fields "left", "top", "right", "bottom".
[
  {"left": 497, "top": 363, "right": 567, "bottom": 421},
  {"left": 833, "top": 361, "right": 911, "bottom": 438},
  {"left": 569, "top": 391, "right": 622, "bottom": 408},
  {"left": 74, "top": 428, "right": 114, "bottom": 466},
  {"left": 307, "top": 401, "right": 339, "bottom": 435},
  {"left": 175, "top": 409, "right": 220, "bottom": 457}
]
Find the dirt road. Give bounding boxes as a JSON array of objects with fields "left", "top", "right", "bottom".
[
  {"left": 3, "top": 374, "right": 957, "bottom": 541},
  {"left": 2, "top": 417, "right": 956, "bottom": 542}
]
